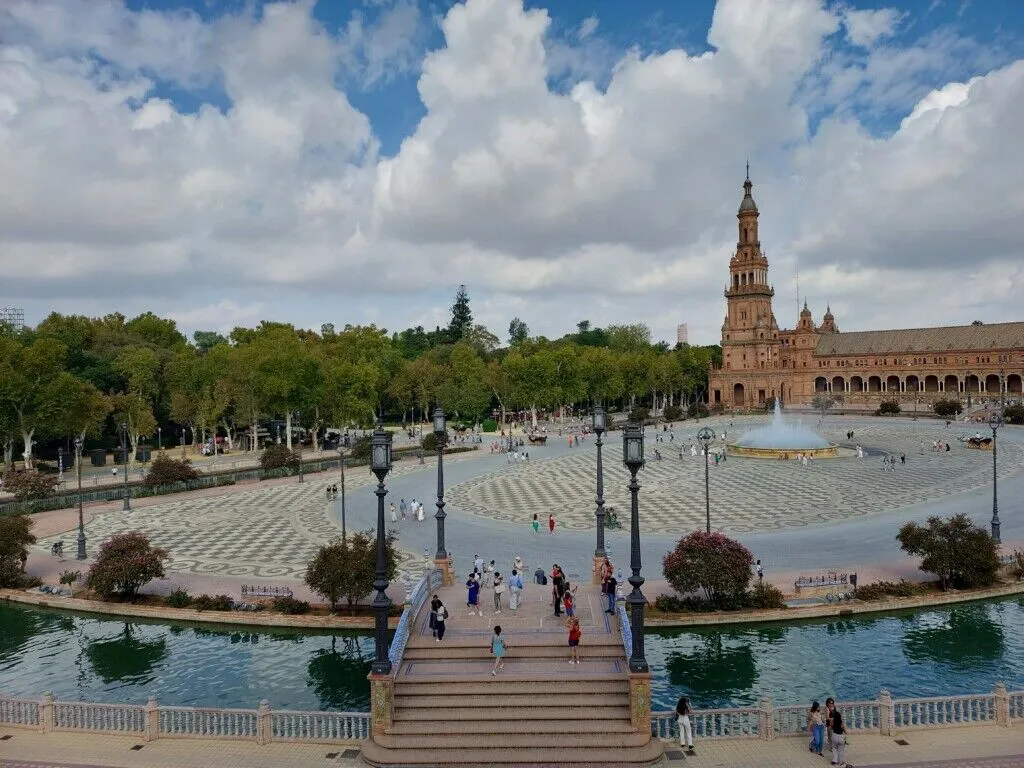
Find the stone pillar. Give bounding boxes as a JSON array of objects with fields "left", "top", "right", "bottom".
[
  {"left": 758, "top": 697, "right": 775, "bottom": 741},
  {"left": 627, "top": 671, "right": 652, "bottom": 737},
  {"left": 40, "top": 691, "right": 54, "bottom": 733},
  {"left": 144, "top": 696, "right": 159, "bottom": 742},
  {"left": 434, "top": 557, "right": 452, "bottom": 586},
  {"left": 370, "top": 674, "right": 395, "bottom": 735},
  {"left": 257, "top": 699, "right": 271, "bottom": 745},
  {"left": 994, "top": 682, "right": 1010, "bottom": 727},
  {"left": 878, "top": 689, "right": 893, "bottom": 736}
]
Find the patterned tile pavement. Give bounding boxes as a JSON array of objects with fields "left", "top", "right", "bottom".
[{"left": 447, "top": 419, "right": 1024, "bottom": 534}]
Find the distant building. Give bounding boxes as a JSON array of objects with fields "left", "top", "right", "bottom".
[
  {"left": 0, "top": 307, "right": 25, "bottom": 332},
  {"left": 676, "top": 323, "right": 688, "bottom": 345},
  {"left": 708, "top": 171, "right": 1024, "bottom": 408}
]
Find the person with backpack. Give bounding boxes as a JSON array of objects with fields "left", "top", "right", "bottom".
[{"left": 433, "top": 598, "right": 448, "bottom": 641}]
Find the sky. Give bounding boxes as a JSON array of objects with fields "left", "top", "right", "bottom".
[{"left": 2, "top": 0, "right": 1023, "bottom": 346}]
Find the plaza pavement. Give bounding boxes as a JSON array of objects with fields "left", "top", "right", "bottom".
[
  {"left": 1, "top": 723, "right": 1023, "bottom": 767},
  {"left": 20, "top": 416, "right": 1024, "bottom": 606}
]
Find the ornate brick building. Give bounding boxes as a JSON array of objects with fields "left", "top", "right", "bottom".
[{"left": 708, "top": 172, "right": 1024, "bottom": 410}]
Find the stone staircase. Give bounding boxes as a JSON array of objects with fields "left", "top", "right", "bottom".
[{"left": 362, "top": 586, "right": 663, "bottom": 767}]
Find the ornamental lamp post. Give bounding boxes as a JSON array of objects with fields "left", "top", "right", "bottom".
[
  {"left": 120, "top": 423, "right": 131, "bottom": 511},
  {"left": 697, "top": 426, "right": 716, "bottom": 534},
  {"left": 75, "top": 436, "right": 86, "bottom": 560},
  {"left": 592, "top": 405, "right": 607, "bottom": 582},
  {"left": 989, "top": 411, "right": 1003, "bottom": 543},
  {"left": 370, "top": 424, "right": 394, "bottom": 675},
  {"left": 57, "top": 446, "right": 64, "bottom": 485},
  {"left": 621, "top": 422, "right": 648, "bottom": 673},
  {"left": 1000, "top": 368, "right": 1006, "bottom": 410},
  {"left": 294, "top": 410, "right": 304, "bottom": 483},
  {"left": 157, "top": 426, "right": 162, "bottom": 451},
  {"left": 433, "top": 408, "right": 448, "bottom": 570},
  {"left": 338, "top": 448, "right": 347, "bottom": 540}
]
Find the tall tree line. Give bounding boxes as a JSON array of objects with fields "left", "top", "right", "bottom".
[{"left": 0, "top": 290, "right": 719, "bottom": 470}]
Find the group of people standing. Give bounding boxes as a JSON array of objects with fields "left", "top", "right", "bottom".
[
  {"left": 466, "top": 554, "right": 526, "bottom": 616},
  {"left": 391, "top": 498, "right": 425, "bottom": 522}
]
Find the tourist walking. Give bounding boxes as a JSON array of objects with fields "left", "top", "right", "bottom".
[
  {"left": 429, "top": 594, "right": 441, "bottom": 638},
  {"left": 807, "top": 701, "right": 824, "bottom": 755},
  {"left": 433, "top": 598, "right": 448, "bottom": 641},
  {"left": 826, "top": 697, "right": 846, "bottom": 765},
  {"left": 675, "top": 697, "right": 694, "bottom": 751},
  {"left": 548, "top": 513, "right": 556, "bottom": 534},
  {"left": 551, "top": 565, "right": 565, "bottom": 616},
  {"left": 603, "top": 572, "right": 617, "bottom": 614},
  {"left": 493, "top": 571, "right": 504, "bottom": 614},
  {"left": 508, "top": 569, "right": 523, "bottom": 610},
  {"left": 390, "top": 502, "right": 397, "bottom": 523},
  {"left": 490, "top": 626, "right": 505, "bottom": 675},
  {"left": 532, "top": 513, "right": 540, "bottom": 534},
  {"left": 400, "top": 498, "right": 407, "bottom": 520},
  {"left": 466, "top": 572, "right": 482, "bottom": 616},
  {"left": 567, "top": 616, "right": 582, "bottom": 664},
  {"left": 417, "top": 501, "right": 425, "bottom": 521}
]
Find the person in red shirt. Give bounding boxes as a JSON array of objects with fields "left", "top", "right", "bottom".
[
  {"left": 548, "top": 513, "right": 556, "bottom": 534},
  {"left": 567, "top": 616, "right": 582, "bottom": 664}
]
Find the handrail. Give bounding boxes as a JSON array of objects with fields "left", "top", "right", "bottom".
[
  {"left": 616, "top": 603, "right": 632, "bottom": 659},
  {"left": 388, "top": 568, "right": 443, "bottom": 670}
]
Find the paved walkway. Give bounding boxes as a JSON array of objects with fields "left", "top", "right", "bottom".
[{"left": 1, "top": 723, "right": 1022, "bottom": 766}]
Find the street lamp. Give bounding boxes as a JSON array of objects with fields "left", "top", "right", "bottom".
[
  {"left": 1000, "top": 369, "right": 1006, "bottom": 410},
  {"left": 294, "top": 410, "right": 304, "bottom": 484},
  {"left": 75, "top": 436, "right": 86, "bottom": 560},
  {"left": 967, "top": 370, "right": 973, "bottom": 411},
  {"left": 433, "top": 407, "right": 448, "bottom": 563},
  {"left": 180, "top": 429, "right": 186, "bottom": 459},
  {"left": 697, "top": 427, "right": 716, "bottom": 534},
  {"left": 57, "top": 446, "right": 64, "bottom": 485},
  {"left": 120, "top": 423, "right": 131, "bottom": 511},
  {"left": 370, "top": 424, "right": 394, "bottom": 675},
  {"left": 621, "top": 422, "right": 648, "bottom": 674},
  {"left": 157, "top": 426, "right": 162, "bottom": 451},
  {"left": 989, "top": 411, "right": 1003, "bottom": 543},
  {"left": 592, "top": 405, "right": 607, "bottom": 570},
  {"left": 338, "top": 448, "right": 347, "bottom": 540}
]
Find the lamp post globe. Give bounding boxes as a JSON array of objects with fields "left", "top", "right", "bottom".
[
  {"left": 433, "top": 407, "right": 448, "bottom": 563},
  {"left": 620, "top": 422, "right": 648, "bottom": 673},
  {"left": 74, "top": 436, "right": 86, "bottom": 560},
  {"left": 989, "top": 412, "right": 1003, "bottom": 543},
  {"left": 697, "top": 427, "right": 715, "bottom": 534},
  {"left": 370, "top": 424, "right": 394, "bottom": 675},
  {"left": 592, "top": 405, "right": 607, "bottom": 565}
]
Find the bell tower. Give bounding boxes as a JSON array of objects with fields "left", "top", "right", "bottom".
[{"left": 721, "top": 167, "right": 779, "bottom": 376}]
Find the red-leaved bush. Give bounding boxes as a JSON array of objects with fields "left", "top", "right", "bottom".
[
  {"left": 86, "top": 532, "right": 169, "bottom": 601},
  {"left": 663, "top": 531, "right": 754, "bottom": 605}
]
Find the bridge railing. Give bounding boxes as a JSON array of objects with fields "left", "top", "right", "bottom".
[
  {"left": 651, "top": 684, "right": 1022, "bottom": 742},
  {"left": 388, "top": 568, "right": 443, "bottom": 670}
]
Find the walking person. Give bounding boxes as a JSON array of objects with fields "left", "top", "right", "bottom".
[
  {"left": 551, "top": 565, "right": 565, "bottom": 616},
  {"left": 433, "top": 598, "right": 448, "bottom": 642},
  {"left": 807, "top": 701, "right": 825, "bottom": 755},
  {"left": 604, "top": 572, "right": 617, "bottom": 614},
  {"left": 826, "top": 697, "right": 846, "bottom": 766},
  {"left": 493, "top": 571, "right": 505, "bottom": 614},
  {"left": 400, "top": 498, "right": 407, "bottom": 520},
  {"left": 675, "top": 697, "right": 694, "bottom": 752},
  {"left": 490, "top": 626, "right": 505, "bottom": 676},
  {"left": 390, "top": 502, "right": 398, "bottom": 523},
  {"left": 508, "top": 569, "right": 523, "bottom": 611},
  {"left": 548, "top": 512, "right": 556, "bottom": 534},
  {"left": 429, "top": 594, "right": 441, "bottom": 639},
  {"left": 466, "top": 572, "right": 482, "bottom": 616},
  {"left": 567, "top": 615, "right": 582, "bottom": 664}
]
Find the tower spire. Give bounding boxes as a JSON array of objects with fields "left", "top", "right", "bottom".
[{"left": 745, "top": 158, "right": 750, "bottom": 181}]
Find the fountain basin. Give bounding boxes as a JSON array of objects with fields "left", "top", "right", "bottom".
[
  {"left": 727, "top": 443, "right": 839, "bottom": 459},
  {"left": 726, "top": 400, "right": 839, "bottom": 459}
]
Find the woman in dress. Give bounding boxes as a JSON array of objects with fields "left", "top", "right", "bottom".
[
  {"left": 532, "top": 513, "right": 540, "bottom": 534},
  {"left": 490, "top": 626, "right": 505, "bottom": 675}
]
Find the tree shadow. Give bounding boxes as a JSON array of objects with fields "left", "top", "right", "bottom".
[
  {"left": 306, "top": 635, "right": 373, "bottom": 711},
  {"left": 665, "top": 634, "right": 759, "bottom": 701},
  {"left": 902, "top": 605, "right": 1004, "bottom": 669},
  {"left": 86, "top": 623, "right": 168, "bottom": 684}
]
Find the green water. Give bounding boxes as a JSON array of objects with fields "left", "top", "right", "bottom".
[{"left": 2, "top": 598, "right": 1023, "bottom": 712}]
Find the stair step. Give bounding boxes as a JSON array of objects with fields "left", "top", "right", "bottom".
[
  {"left": 392, "top": 706, "right": 632, "bottom": 722},
  {"left": 387, "top": 718, "right": 637, "bottom": 735},
  {"left": 361, "top": 740, "right": 664, "bottom": 766},
  {"left": 404, "top": 647, "right": 624, "bottom": 660},
  {"left": 395, "top": 679, "right": 628, "bottom": 696},
  {"left": 371, "top": 731, "right": 653, "bottom": 749},
  {"left": 396, "top": 693, "right": 629, "bottom": 709}
]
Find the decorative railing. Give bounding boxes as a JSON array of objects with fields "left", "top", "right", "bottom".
[
  {"left": 652, "top": 685, "right": 1022, "bottom": 742},
  {"left": 616, "top": 603, "right": 632, "bottom": 660},
  {"left": 270, "top": 710, "right": 370, "bottom": 742},
  {"left": 388, "top": 568, "right": 443, "bottom": 669},
  {"left": 158, "top": 705, "right": 259, "bottom": 739},
  {"left": 0, "top": 697, "right": 39, "bottom": 728},
  {"left": 54, "top": 701, "right": 146, "bottom": 733}
]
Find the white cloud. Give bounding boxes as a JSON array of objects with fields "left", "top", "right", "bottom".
[
  {"left": 1, "top": 0, "right": 1022, "bottom": 348},
  {"left": 578, "top": 15, "right": 599, "bottom": 40}
]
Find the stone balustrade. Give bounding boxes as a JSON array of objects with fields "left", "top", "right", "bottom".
[
  {"left": 0, "top": 693, "right": 368, "bottom": 745},
  {"left": 651, "top": 684, "right": 1022, "bottom": 742}
]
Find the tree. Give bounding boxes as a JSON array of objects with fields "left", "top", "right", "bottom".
[
  {"left": 447, "top": 284, "right": 473, "bottom": 343},
  {"left": 111, "top": 393, "right": 157, "bottom": 467},
  {"left": 192, "top": 330, "right": 228, "bottom": 353},
  {"left": 0, "top": 336, "right": 70, "bottom": 468},
  {"left": 897, "top": 514, "right": 999, "bottom": 590},
  {"left": 0, "top": 514, "right": 36, "bottom": 588},
  {"left": 86, "top": 532, "right": 170, "bottom": 600},
  {"left": 607, "top": 324, "right": 651, "bottom": 352},
  {"left": 305, "top": 530, "right": 398, "bottom": 615},
  {"left": 508, "top": 317, "right": 530, "bottom": 346},
  {"left": 811, "top": 393, "right": 838, "bottom": 418},
  {"left": 1005, "top": 405, "right": 1024, "bottom": 425},
  {"left": 933, "top": 399, "right": 964, "bottom": 418},
  {"left": 663, "top": 531, "right": 754, "bottom": 605},
  {"left": 437, "top": 343, "right": 491, "bottom": 419}
]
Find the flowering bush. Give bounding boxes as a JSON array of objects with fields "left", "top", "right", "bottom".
[
  {"left": 86, "top": 532, "right": 169, "bottom": 601},
  {"left": 663, "top": 531, "right": 753, "bottom": 606},
  {"left": 1, "top": 469, "right": 56, "bottom": 501}
]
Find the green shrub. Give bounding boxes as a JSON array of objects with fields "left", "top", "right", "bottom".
[
  {"left": 421, "top": 432, "right": 438, "bottom": 452},
  {"left": 1004, "top": 405, "right": 1024, "bottom": 426},
  {"left": 59, "top": 570, "right": 81, "bottom": 587},
  {"left": 272, "top": 596, "right": 310, "bottom": 615},
  {"left": 688, "top": 402, "right": 710, "bottom": 419},
  {"left": 748, "top": 582, "right": 787, "bottom": 609},
  {"left": 191, "top": 594, "right": 233, "bottom": 611},
  {"left": 877, "top": 400, "right": 901, "bottom": 415},
  {"left": 1012, "top": 551, "right": 1024, "bottom": 580},
  {"left": 932, "top": 399, "right": 963, "bottom": 418},
  {"left": 1, "top": 470, "right": 56, "bottom": 501},
  {"left": 260, "top": 444, "right": 299, "bottom": 472},
  {"left": 853, "top": 579, "right": 922, "bottom": 601},
  {"left": 481, "top": 418, "right": 498, "bottom": 433},
  {"left": 144, "top": 455, "right": 200, "bottom": 487},
  {"left": 897, "top": 513, "right": 999, "bottom": 590},
  {"left": 86, "top": 532, "right": 169, "bottom": 601},
  {"left": 663, "top": 405, "right": 683, "bottom": 422},
  {"left": 663, "top": 531, "right": 753, "bottom": 605},
  {"left": 349, "top": 435, "right": 373, "bottom": 461},
  {"left": 165, "top": 589, "right": 192, "bottom": 608},
  {"left": 628, "top": 406, "right": 650, "bottom": 422}
]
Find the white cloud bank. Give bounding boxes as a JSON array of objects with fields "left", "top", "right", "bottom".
[{"left": 1, "top": 0, "right": 1022, "bottom": 344}]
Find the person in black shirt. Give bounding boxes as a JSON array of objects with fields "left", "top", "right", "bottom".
[{"left": 825, "top": 697, "right": 846, "bottom": 765}]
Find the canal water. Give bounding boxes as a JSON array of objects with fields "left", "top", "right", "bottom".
[{"left": 2, "top": 598, "right": 1022, "bottom": 712}]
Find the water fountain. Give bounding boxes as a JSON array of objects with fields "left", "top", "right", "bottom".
[{"left": 728, "top": 400, "right": 838, "bottom": 458}]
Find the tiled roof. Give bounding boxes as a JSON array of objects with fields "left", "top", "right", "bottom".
[{"left": 814, "top": 321, "right": 1024, "bottom": 356}]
